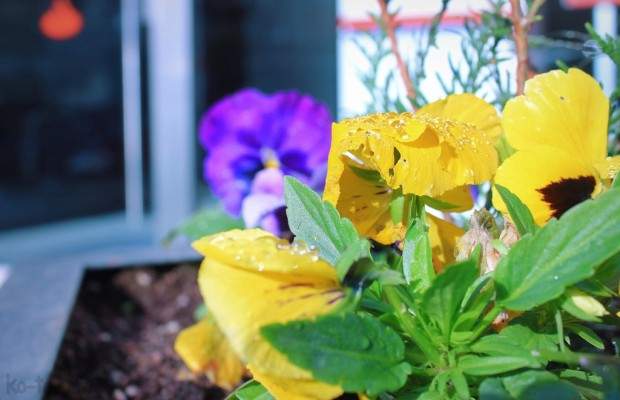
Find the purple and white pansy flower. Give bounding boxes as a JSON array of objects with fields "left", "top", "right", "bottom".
[{"left": 198, "top": 88, "right": 332, "bottom": 236}]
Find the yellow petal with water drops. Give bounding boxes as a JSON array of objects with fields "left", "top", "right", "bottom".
[
  {"left": 395, "top": 94, "right": 501, "bottom": 196},
  {"left": 195, "top": 229, "right": 346, "bottom": 384},
  {"left": 174, "top": 318, "right": 245, "bottom": 390},
  {"left": 250, "top": 365, "right": 343, "bottom": 400},
  {"left": 502, "top": 68, "right": 609, "bottom": 167},
  {"left": 428, "top": 214, "right": 464, "bottom": 272},
  {"left": 193, "top": 229, "right": 338, "bottom": 281},
  {"left": 594, "top": 155, "right": 620, "bottom": 182},
  {"left": 493, "top": 146, "right": 602, "bottom": 225},
  {"left": 416, "top": 93, "right": 502, "bottom": 140}
]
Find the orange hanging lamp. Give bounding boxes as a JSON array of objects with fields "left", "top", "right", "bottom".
[{"left": 39, "top": 0, "right": 84, "bottom": 41}]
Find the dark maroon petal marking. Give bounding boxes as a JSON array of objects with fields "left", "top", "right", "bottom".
[
  {"left": 279, "top": 282, "right": 316, "bottom": 289},
  {"left": 326, "top": 293, "right": 346, "bottom": 305},
  {"left": 537, "top": 175, "right": 596, "bottom": 219}
]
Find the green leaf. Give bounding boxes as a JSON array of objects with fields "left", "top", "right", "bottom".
[
  {"left": 421, "top": 195, "right": 460, "bottom": 210},
  {"left": 402, "top": 217, "right": 434, "bottom": 290},
  {"left": 495, "top": 188, "right": 620, "bottom": 311},
  {"left": 284, "top": 176, "right": 361, "bottom": 265},
  {"left": 450, "top": 369, "right": 470, "bottom": 399},
  {"left": 471, "top": 325, "right": 557, "bottom": 367},
  {"left": 494, "top": 185, "right": 538, "bottom": 236},
  {"left": 458, "top": 355, "right": 537, "bottom": 376},
  {"left": 421, "top": 260, "right": 478, "bottom": 339},
  {"left": 613, "top": 172, "right": 620, "bottom": 188},
  {"left": 164, "top": 207, "right": 243, "bottom": 244},
  {"left": 566, "top": 324, "right": 605, "bottom": 350},
  {"left": 561, "top": 294, "right": 604, "bottom": 323},
  {"left": 335, "top": 239, "right": 372, "bottom": 281},
  {"left": 501, "top": 371, "right": 560, "bottom": 398},
  {"left": 225, "top": 380, "right": 274, "bottom": 400},
  {"left": 193, "top": 304, "right": 207, "bottom": 321},
  {"left": 261, "top": 312, "right": 411, "bottom": 395},
  {"left": 586, "top": 363, "right": 620, "bottom": 400},
  {"left": 519, "top": 381, "right": 580, "bottom": 400},
  {"left": 480, "top": 370, "right": 580, "bottom": 400},
  {"left": 479, "top": 378, "right": 511, "bottom": 400}
]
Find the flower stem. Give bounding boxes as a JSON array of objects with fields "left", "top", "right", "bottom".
[
  {"left": 508, "top": 0, "right": 546, "bottom": 94},
  {"left": 377, "top": 0, "right": 417, "bottom": 109}
]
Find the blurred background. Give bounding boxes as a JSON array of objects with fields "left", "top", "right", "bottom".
[{"left": 0, "top": 0, "right": 617, "bottom": 265}]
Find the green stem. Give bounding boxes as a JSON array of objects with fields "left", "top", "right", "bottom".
[
  {"left": 383, "top": 286, "right": 442, "bottom": 365},
  {"left": 555, "top": 309, "right": 566, "bottom": 353},
  {"left": 469, "top": 305, "right": 502, "bottom": 343},
  {"left": 402, "top": 194, "right": 414, "bottom": 226}
]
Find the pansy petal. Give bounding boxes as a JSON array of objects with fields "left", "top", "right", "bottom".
[
  {"left": 503, "top": 68, "right": 609, "bottom": 166},
  {"left": 250, "top": 366, "right": 343, "bottom": 400},
  {"left": 193, "top": 229, "right": 339, "bottom": 280},
  {"left": 324, "top": 154, "right": 403, "bottom": 244},
  {"left": 241, "top": 193, "right": 285, "bottom": 229},
  {"left": 493, "top": 147, "right": 602, "bottom": 225},
  {"left": 428, "top": 214, "right": 464, "bottom": 271},
  {"left": 251, "top": 168, "right": 285, "bottom": 196},
  {"left": 174, "top": 318, "right": 245, "bottom": 390},
  {"left": 417, "top": 93, "right": 502, "bottom": 139},
  {"left": 195, "top": 230, "right": 345, "bottom": 381},
  {"left": 594, "top": 155, "right": 620, "bottom": 181},
  {"left": 432, "top": 185, "right": 474, "bottom": 212}
]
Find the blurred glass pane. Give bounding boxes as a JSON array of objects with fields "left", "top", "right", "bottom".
[{"left": 0, "top": 0, "right": 125, "bottom": 230}]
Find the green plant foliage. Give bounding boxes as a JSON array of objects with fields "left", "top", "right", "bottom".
[
  {"left": 494, "top": 188, "right": 620, "bottom": 310},
  {"left": 421, "top": 259, "right": 478, "bottom": 339},
  {"left": 261, "top": 313, "right": 411, "bottom": 395},
  {"left": 284, "top": 176, "right": 362, "bottom": 265},
  {"left": 494, "top": 184, "right": 538, "bottom": 236},
  {"left": 402, "top": 217, "right": 434, "bottom": 290},
  {"left": 479, "top": 370, "right": 580, "bottom": 400},
  {"left": 164, "top": 207, "right": 243, "bottom": 244},
  {"left": 226, "top": 380, "right": 273, "bottom": 400}
]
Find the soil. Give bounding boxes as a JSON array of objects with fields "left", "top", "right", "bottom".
[{"left": 45, "top": 264, "right": 227, "bottom": 400}]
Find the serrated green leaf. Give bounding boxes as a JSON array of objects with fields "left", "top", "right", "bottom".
[
  {"left": 225, "top": 380, "right": 274, "bottom": 400},
  {"left": 495, "top": 188, "right": 620, "bottom": 311},
  {"left": 261, "top": 313, "right": 411, "bottom": 395},
  {"left": 284, "top": 176, "right": 361, "bottom": 265},
  {"left": 164, "top": 207, "right": 243, "bottom": 244},
  {"left": 494, "top": 185, "right": 538, "bottom": 236},
  {"left": 459, "top": 355, "right": 537, "bottom": 376},
  {"left": 613, "top": 172, "right": 620, "bottom": 188},
  {"left": 421, "top": 260, "right": 478, "bottom": 339},
  {"left": 402, "top": 217, "right": 434, "bottom": 290}
]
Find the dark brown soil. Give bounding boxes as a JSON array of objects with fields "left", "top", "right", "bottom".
[{"left": 45, "top": 264, "right": 227, "bottom": 400}]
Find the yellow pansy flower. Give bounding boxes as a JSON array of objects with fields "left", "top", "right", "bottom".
[
  {"left": 186, "top": 229, "right": 346, "bottom": 400},
  {"left": 174, "top": 317, "right": 245, "bottom": 390},
  {"left": 493, "top": 68, "right": 620, "bottom": 225},
  {"left": 323, "top": 94, "right": 500, "bottom": 244}
]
